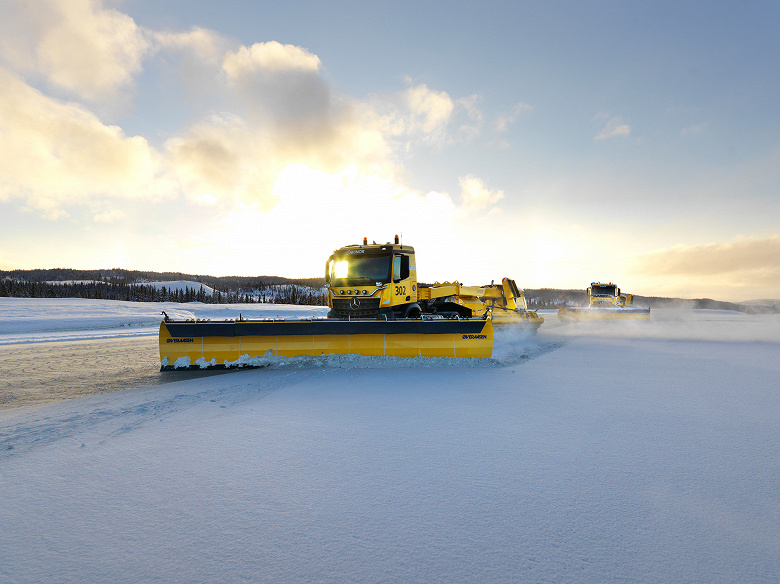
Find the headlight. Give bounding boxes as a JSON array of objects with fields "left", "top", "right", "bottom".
[{"left": 334, "top": 260, "right": 348, "bottom": 279}]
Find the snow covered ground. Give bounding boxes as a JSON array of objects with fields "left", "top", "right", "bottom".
[
  {"left": 1, "top": 299, "right": 779, "bottom": 583},
  {"left": 0, "top": 297, "right": 328, "bottom": 344}
]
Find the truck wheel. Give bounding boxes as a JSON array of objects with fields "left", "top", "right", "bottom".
[{"left": 403, "top": 304, "right": 422, "bottom": 318}]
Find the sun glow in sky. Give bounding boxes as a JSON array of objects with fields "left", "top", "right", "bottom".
[{"left": 1, "top": 0, "right": 778, "bottom": 301}]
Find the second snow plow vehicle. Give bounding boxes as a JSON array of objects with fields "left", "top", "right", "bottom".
[{"left": 558, "top": 282, "right": 650, "bottom": 321}]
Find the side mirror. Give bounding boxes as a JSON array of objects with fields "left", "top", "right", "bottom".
[{"left": 325, "top": 255, "right": 333, "bottom": 284}]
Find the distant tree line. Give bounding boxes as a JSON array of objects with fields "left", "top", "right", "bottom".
[
  {"left": 525, "top": 289, "right": 587, "bottom": 309},
  {"left": 1, "top": 268, "right": 324, "bottom": 290},
  {"left": 522, "top": 288, "right": 777, "bottom": 314},
  {"left": 0, "top": 269, "right": 327, "bottom": 306}
]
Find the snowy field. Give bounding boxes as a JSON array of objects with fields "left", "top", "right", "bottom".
[
  {"left": 1, "top": 298, "right": 779, "bottom": 583},
  {"left": 0, "top": 297, "right": 329, "bottom": 344}
]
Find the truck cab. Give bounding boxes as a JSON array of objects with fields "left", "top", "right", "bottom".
[
  {"left": 325, "top": 236, "right": 420, "bottom": 319},
  {"left": 588, "top": 282, "right": 632, "bottom": 308}
]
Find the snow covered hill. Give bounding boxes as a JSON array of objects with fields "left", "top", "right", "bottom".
[
  {"left": 144, "top": 280, "right": 218, "bottom": 295},
  {"left": 1, "top": 299, "right": 779, "bottom": 583}
]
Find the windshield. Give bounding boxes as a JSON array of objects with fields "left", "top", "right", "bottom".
[
  {"left": 330, "top": 254, "right": 391, "bottom": 285},
  {"left": 591, "top": 285, "right": 616, "bottom": 297}
]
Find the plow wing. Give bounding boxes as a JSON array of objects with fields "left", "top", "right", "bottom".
[{"left": 160, "top": 317, "right": 493, "bottom": 370}]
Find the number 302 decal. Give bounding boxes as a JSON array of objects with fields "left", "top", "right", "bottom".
[{"left": 394, "top": 285, "right": 407, "bottom": 295}]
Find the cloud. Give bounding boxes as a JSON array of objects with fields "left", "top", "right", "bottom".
[
  {"left": 163, "top": 89, "right": 396, "bottom": 211},
  {"left": 0, "top": 2, "right": 494, "bottom": 231},
  {"left": 367, "top": 81, "right": 482, "bottom": 149},
  {"left": 93, "top": 208, "right": 125, "bottom": 223},
  {"left": 0, "top": 0, "right": 149, "bottom": 100},
  {"left": 641, "top": 236, "right": 780, "bottom": 277},
  {"left": 404, "top": 84, "right": 455, "bottom": 134},
  {"left": 635, "top": 236, "right": 780, "bottom": 299},
  {"left": 0, "top": 68, "right": 162, "bottom": 212},
  {"left": 221, "top": 41, "right": 337, "bottom": 140},
  {"left": 495, "top": 102, "right": 533, "bottom": 134},
  {"left": 171, "top": 164, "right": 464, "bottom": 278},
  {"left": 163, "top": 96, "right": 491, "bottom": 216},
  {"left": 454, "top": 94, "right": 483, "bottom": 141},
  {"left": 153, "top": 27, "right": 231, "bottom": 66},
  {"left": 223, "top": 41, "right": 321, "bottom": 77},
  {"left": 166, "top": 46, "right": 485, "bottom": 212},
  {"left": 165, "top": 113, "right": 280, "bottom": 211},
  {"left": 595, "top": 115, "right": 631, "bottom": 140},
  {"left": 458, "top": 175, "right": 504, "bottom": 212}
]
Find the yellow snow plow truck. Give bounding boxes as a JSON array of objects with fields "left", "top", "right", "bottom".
[
  {"left": 161, "top": 236, "right": 543, "bottom": 369},
  {"left": 325, "top": 237, "right": 542, "bottom": 329},
  {"left": 558, "top": 282, "right": 650, "bottom": 321}
]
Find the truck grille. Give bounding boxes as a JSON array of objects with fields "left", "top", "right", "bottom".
[{"left": 330, "top": 297, "right": 381, "bottom": 319}]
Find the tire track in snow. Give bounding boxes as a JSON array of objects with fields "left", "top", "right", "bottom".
[
  {"left": 0, "top": 336, "right": 234, "bottom": 410},
  {"left": 0, "top": 370, "right": 302, "bottom": 459}
]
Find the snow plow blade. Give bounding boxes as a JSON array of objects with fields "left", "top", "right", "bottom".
[
  {"left": 558, "top": 306, "right": 651, "bottom": 321},
  {"left": 159, "top": 317, "right": 493, "bottom": 370}
]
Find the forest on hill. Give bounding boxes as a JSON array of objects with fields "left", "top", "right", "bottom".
[
  {"left": 522, "top": 288, "right": 777, "bottom": 313},
  {"left": 0, "top": 268, "right": 326, "bottom": 306}
]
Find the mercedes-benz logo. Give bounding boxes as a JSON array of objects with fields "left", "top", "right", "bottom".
[{"left": 350, "top": 297, "right": 361, "bottom": 309}]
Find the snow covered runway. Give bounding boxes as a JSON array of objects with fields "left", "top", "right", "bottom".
[
  {"left": 0, "top": 336, "right": 240, "bottom": 409},
  {"left": 1, "top": 300, "right": 779, "bottom": 583}
]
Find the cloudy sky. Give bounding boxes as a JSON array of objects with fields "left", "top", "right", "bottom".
[{"left": 1, "top": 0, "right": 778, "bottom": 301}]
